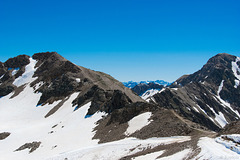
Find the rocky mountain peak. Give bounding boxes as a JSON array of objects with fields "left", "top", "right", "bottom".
[
  {"left": 206, "top": 53, "right": 235, "bottom": 69},
  {"left": 173, "top": 53, "right": 237, "bottom": 88},
  {"left": 0, "top": 52, "right": 143, "bottom": 117},
  {"left": 32, "top": 52, "right": 67, "bottom": 64},
  {"left": 4, "top": 55, "right": 30, "bottom": 69},
  {"left": 151, "top": 53, "right": 240, "bottom": 131}
]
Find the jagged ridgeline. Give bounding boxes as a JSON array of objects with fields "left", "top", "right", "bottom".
[
  {"left": 0, "top": 52, "right": 240, "bottom": 159},
  {"left": 147, "top": 53, "right": 240, "bottom": 131},
  {"left": 0, "top": 52, "right": 143, "bottom": 117}
]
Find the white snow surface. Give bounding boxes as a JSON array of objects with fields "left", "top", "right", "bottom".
[
  {"left": 158, "top": 149, "right": 192, "bottom": 160},
  {"left": 207, "top": 105, "right": 228, "bottom": 128},
  {"left": 141, "top": 89, "right": 161, "bottom": 100},
  {"left": 144, "top": 88, "right": 165, "bottom": 102},
  {"left": 132, "top": 150, "right": 165, "bottom": 160},
  {"left": 75, "top": 78, "right": 81, "bottom": 83},
  {"left": 215, "top": 94, "right": 240, "bottom": 120},
  {"left": 11, "top": 68, "right": 20, "bottom": 76},
  {"left": 47, "top": 136, "right": 191, "bottom": 160},
  {"left": 0, "top": 80, "right": 106, "bottom": 159},
  {"left": 13, "top": 58, "right": 37, "bottom": 87},
  {"left": 196, "top": 137, "right": 240, "bottom": 160},
  {"left": 215, "top": 112, "right": 228, "bottom": 128},
  {"left": 217, "top": 80, "right": 224, "bottom": 96},
  {"left": 234, "top": 79, "right": 240, "bottom": 88},
  {"left": 226, "top": 134, "right": 240, "bottom": 143},
  {"left": 125, "top": 112, "right": 152, "bottom": 136},
  {"left": 232, "top": 57, "right": 240, "bottom": 80}
]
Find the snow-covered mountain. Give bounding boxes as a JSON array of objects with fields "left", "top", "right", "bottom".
[
  {"left": 147, "top": 53, "right": 240, "bottom": 132},
  {"left": 123, "top": 80, "right": 171, "bottom": 88},
  {"left": 123, "top": 80, "right": 170, "bottom": 100},
  {"left": 0, "top": 52, "right": 240, "bottom": 160}
]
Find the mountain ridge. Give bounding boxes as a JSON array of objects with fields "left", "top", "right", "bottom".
[
  {"left": 0, "top": 52, "right": 240, "bottom": 159},
  {"left": 147, "top": 53, "right": 240, "bottom": 131}
]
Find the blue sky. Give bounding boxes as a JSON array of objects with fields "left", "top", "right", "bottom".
[{"left": 0, "top": 0, "right": 239, "bottom": 82}]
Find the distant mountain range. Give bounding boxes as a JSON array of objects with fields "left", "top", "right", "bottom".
[
  {"left": 123, "top": 80, "right": 171, "bottom": 88},
  {"left": 0, "top": 52, "right": 240, "bottom": 159}
]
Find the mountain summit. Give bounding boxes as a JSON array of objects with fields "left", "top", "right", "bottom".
[
  {"left": 148, "top": 53, "right": 240, "bottom": 131},
  {"left": 0, "top": 52, "right": 143, "bottom": 116}
]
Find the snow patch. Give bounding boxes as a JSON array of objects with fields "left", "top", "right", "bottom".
[
  {"left": 11, "top": 68, "right": 20, "bottom": 76},
  {"left": 75, "top": 78, "right": 80, "bottom": 83},
  {"left": 215, "top": 79, "right": 240, "bottom": 119},
  {"left": 234, "top": 79, "right": 240, "bottom": 88},
  {"left": 13, "top": 58, "right": 37, "bottom": 87},
  {"left": 232, "top": 57, "right": 240, "bottom": 80},
  {"left": 217, "top": 80, "right": 224, "bottom": 96},
  {"left": 158, "top": 149, "right": 191, "bottom": 160},
  {"left": 215, "top": 95, "right": 240, "bottom": 119},
  {"left": 193, "top": 106, "right": 199, "bottom": 113},
  {"left": 141, "top": 89, "right": 161, "bottom": 100},
  {"left": 0, "top": 74, "right": 4, "bottom": 79},
  {"left": 196, "top": 104, "right": 207, "bottom": 115},
  {"left": 207, "top": 104, "right": 227, "bottom": 128},
  {"left": 215, "top": 112, "right": 228, "bottom": 128},
  {"left": 125, "top": 112, "right": 152, "bottom": 136}
]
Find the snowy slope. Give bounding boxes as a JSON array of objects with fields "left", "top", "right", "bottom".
[
  {"left": 0, "top": 83, "right": 106, "bottom": 159},
  {"left": 196, "top": 137, "right": 240, "bottom": 160},
  {"left": 0, "top": 56, "right": 106, "bottom": 159},
  {"left": 46, "top": 136, "right": 191, "bottom": 160}
]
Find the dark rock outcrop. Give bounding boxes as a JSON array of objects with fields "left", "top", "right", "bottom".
[
  {"left": 218, "top": 120, "right": 240, "bottom": 135},
  {"left": 132, "top": 82, "right": 164, "bottom": 95},
  {"left": 4, "top": 55, "right": 30, "bottom": 69},
  {"left": 15, "top": 141, "right": 41, "bottom": 153},
  {"left": 0, "top": 132, "right": 10, "bottom": 140}
]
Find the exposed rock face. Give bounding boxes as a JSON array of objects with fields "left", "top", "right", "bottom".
[
  {"left": 0, "top": 86, "right": 14, "bottom": 97},
  {"left": 72, "top": 85, "right": 133, "bottom": 115},
  {"left": 15, "top": 141, "right": 41, "bottom": 153},
  {"left": 131, "top": 82, "right": 164, "bottom": 95},
  {"left": 0, "top": 132, "right": 10, "bottom": 140},
  {"left": 4, "top": 55, "right": 30, "bottom": 69},
  {"left": 218, "top": 120, "right": 240, "bottom": 135},
  {"left": 150, "top": 53, "right": 240, "bottom": 131},
  {"left": 0, "top": 55, "right": 31, "bottom": 97},
  {"left": 94, "top": 102, "right": 197, "bottom": 143}
]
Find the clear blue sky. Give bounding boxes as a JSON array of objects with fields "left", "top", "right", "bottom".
[{"left": 0, "top": 0, "right": 239, "bottom": 82}]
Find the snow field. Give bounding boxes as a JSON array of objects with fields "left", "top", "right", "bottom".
[
  {"left": 46, "top": 136, "right": 191, "bottom": 160},
  {"left": 125, "top": 112, "right": 152, "bottom": 136},
  {"left": 196, "top": 137, "right": 240, "bottom": 160}
]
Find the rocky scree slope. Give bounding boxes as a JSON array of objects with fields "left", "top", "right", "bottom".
[{"left": 148, "top": 53, "right": 240, "bottom": 131}]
